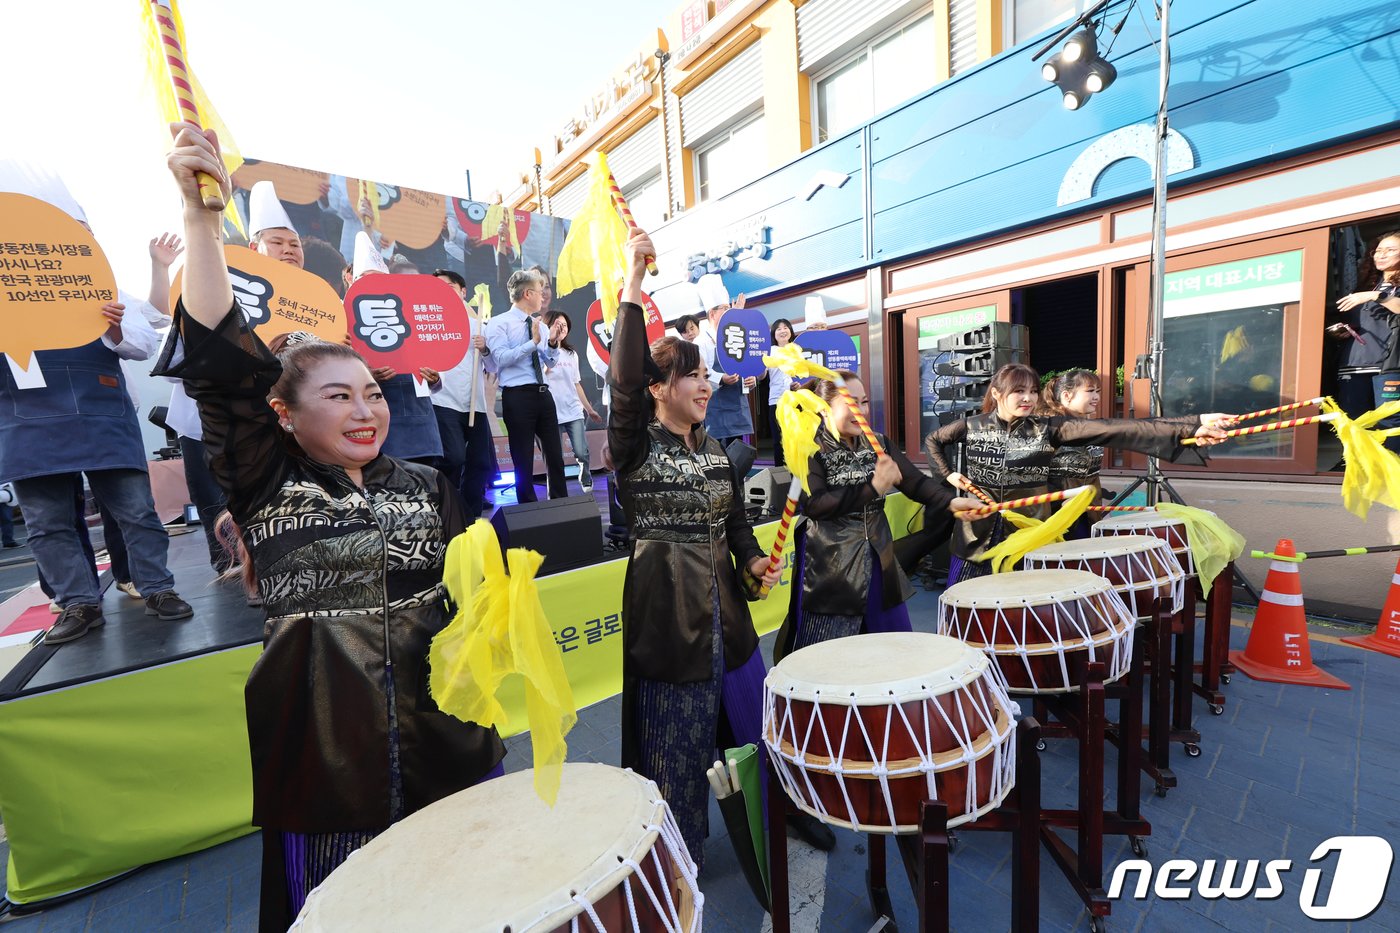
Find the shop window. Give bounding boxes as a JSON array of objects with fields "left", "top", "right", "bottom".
[
  {"left": 1160, "top": 250, "right": 1303, "bottom": 460},
  {"left": 814, "top": 13, "right": 937, "bottom": 144},
  {"left": 696, "top": 112, "right": 766, "bottom": 202},
  {"left": 1005, "top": 0, "right": 1094, "bottom": 47},
  {"left": 623, "top": 174, "right": 667, "bottom": 231}
]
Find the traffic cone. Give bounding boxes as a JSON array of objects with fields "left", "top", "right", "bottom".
[
  {"left": 1341, "top": 556, "right": 1400, "bottom": 659},
  {"left": 1229, "top": 539, "right": 1351, "bottom": 690}
]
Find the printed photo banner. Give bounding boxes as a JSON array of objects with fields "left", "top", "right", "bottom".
[
  {"left": 0, "top": 193, "right": 117, "bottom": 382},
  {"left": 346, "top": 180, "right": 446, "bottom": 250},
  {"left": 171, "top": 245, "right": 347, "bottom": 343},
  {"left": 346, "top": 273, "right": 473, "bottom": 374},
  {"left": 452, "top": 199, "right": 534, "bottom": 251},
  {"left": 796, "top": 328, "right": 860, "bottom": 375},
  {"left": 230, "top": 160, "right": 329, "bottom": 205},
  {"left": 584, "top": 289, "right": 666, "bottom": 374},
  {"left": 714, "top": 307, "right": 770, "bottom": 378}
]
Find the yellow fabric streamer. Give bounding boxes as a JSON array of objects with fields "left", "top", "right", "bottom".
[
  {"left": 1320, "top": 398, "right": 1400, "bottom": 521},
  {"left": 762, "top": 343, "right": 837, "bottom": 382},
  {"left": 429, "top": 520, "right": 577, "bottom": 804},
  {"left": 469, "top": 283, "right": 493, "bottom": 321},
  {"left": 556, "top": 152, "right": 630, "bottom": 326},
  {"left": 977, "top": 486, "right": 1097, "bottom": 574},
  {"left": 1154, "top": 503, "right": 1245, "bottom": 592},
  {"left": 483, "top": 202, "right": 520, "bottom": 256},
  {"left": 776, "top": 389, "right": 829, "bottom": 494},
  {"left": 139, "top": 0, "right": 245, "bottom": 238}
]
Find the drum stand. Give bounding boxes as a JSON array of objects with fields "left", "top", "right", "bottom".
[
  {"left": 1192, "top": 562, "right": 1237, "bottom": 710},
  {"left": 767, "top": 718, "right": 1044, "bottom": 933}
]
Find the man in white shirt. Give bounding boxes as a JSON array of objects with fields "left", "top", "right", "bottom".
[{"left": 429, "top": 270, "right": 496, "bottom": 516}]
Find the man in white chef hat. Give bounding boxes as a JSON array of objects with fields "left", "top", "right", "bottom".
[
  {"left": 247, "top": 180, "right": 304, "bottom": 268},
  {"left": 693, "top": 272, "right": 754, "bottom": 450}
]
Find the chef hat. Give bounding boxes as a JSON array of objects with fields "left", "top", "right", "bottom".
[
  {"left": 803, "top": 294, "right": 828, "bottom": 327},
  {"left": 0, "top": 159, "right": 88, "bottom": 224},
  {"left": 695, "top": 273, "right": 731, "bottom": 311},
  {"left": 248, "top": 180, "right": 297, "bottom": 239},
  {"left": 352, "top": 230, "right": 389, "bottom": 280}
]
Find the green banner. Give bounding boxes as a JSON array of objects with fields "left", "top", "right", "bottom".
[
  {"left": 917, "top": 305, "right": 996, "bottom": 350},
  {"left": 1164, "top": 250, "right": 1303, "bottom": 306}
]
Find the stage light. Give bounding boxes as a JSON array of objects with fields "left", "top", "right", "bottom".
[
  {"left": 1063, "top": 29, "right": 1095, "bottom": 63},
  {"left": 1039, "top": 21, "right": 1114, "bottom": 111},
  {"left": 1042, "top": 61, "right": 1059, "bottom": 81},
  {"left": 1063, "top": 90, "right": 1082, "bottom": 110},
  {"left": 1085, "top": 60, "right": 1117, "bottom": 94}
]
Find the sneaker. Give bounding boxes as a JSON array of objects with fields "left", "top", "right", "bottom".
[
  {"left": 145, "top": 590, "right": 194, "bottom": 621},
  {"left": 579, "top": 482, "right": 593, "bottom": 495},
  {"left": 2, "top": 540, "right": 19, "bottom": 548},
  {"left": 116, "top": 581, "right": 141, "bottom": 599},
  {"left": 45, "top": 603, "right": 105, "bottom": 644}
]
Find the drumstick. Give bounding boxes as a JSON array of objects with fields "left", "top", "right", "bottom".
[
  {"left": 829, "top": 374, "right": 886, "bottom": 457},
  {"left": 759, "top": 476, "right": 803, "bottom": 597},
  {"left": 1232, "top": 396, "right": 1327, "bottom": 422},
  {"left": 148, "top": 0, "right": 224, "bottom": 210},
  {"left": 727, "top": 758, "right": 741, "bottom": 795},
  {"left": 706, "top": 767, "right": 729, "bottom": 799},
  {"left": 713, "top": 759, "right": 730, "bottom": 795},
  {"left": 954, "top": 485, "right": 1093, "bottom": 520},
  {"left": 962, "top": 481, "right": 998, "bottom": 508},
  {"left": 1180, "top": 412, "right": 1337, "bottom": 445},
  {"left": 605, "top": 174, "right": 659, "bottom": 276},
  {"left": 1086, "top": 504, "right": 1154, "bottom": 512}
]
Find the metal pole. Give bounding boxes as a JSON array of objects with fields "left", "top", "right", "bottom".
[
  {"left": 1144, "top": 0, "right": 1171, "bottom": 505},
  {"left": 656, "top": 47, "right": 675, "bottom": 219}
]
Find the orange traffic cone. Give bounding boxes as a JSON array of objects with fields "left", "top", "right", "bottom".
[
  {"left": 1341, "top": 556, "right": 1400, "bottom": 659},
  {"left": 1229, "top": 538, "right": 1351, "bottom": 690}
]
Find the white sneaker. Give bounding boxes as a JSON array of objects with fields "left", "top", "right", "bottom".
[
  {"left": 116, "top": 581, "right": 141, "bottom": 599},
  {"left": 579, "top": 482, "right": 592, "bottom": 494}
]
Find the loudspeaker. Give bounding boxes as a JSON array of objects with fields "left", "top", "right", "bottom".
[
  {"left": 489, "top": 494, "right": 604, "bottom": 574},
  {"left": 745, "top": 467, "right": 792, "bottom": 514}
]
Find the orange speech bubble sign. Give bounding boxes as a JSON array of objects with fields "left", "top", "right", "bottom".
[
  {"left": 0, "top": 193, "right": 117, "bottom": 372},
  {"left": 230, "top": 159, "right": 330, "bottom": 205},
  {"left": 171, "top": 245, "right": 348, "bottom": 343},
  {"left": 345, "top": 179, "right": 445, "bottom": 250}
]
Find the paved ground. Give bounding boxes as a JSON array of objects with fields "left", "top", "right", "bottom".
[{"left": 1, "top": 583, "right": 1396, "bottom": 931}]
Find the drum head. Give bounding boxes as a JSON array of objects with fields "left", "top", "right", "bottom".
[
  {"left": 1026, "top": 534, "right": 1168, "bottom": 562},
  {"left": 939, "top": 568, "right": 1115, "bottom": 608},
  {"left": 1094, "top": 510, "right": 1204, "bottom": 531},
  {"left": 766, "top": 632, "right": 989, "bottom": 705},
  {"left": 294, "top": 763, "right": 667, "bottom": 932}
]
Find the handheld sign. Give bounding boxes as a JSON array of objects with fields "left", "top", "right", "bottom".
[
  {"left": 0, "top": 193, "right": 117, "bottom": 375},
  {"left": 171, "top": 245, "right": 347, "bottom": 343},
  {"left": 348, "top": 180, "right": 446, "bottom": 249},
  {"left": 452, "top": 199, "right": 533, "bottom": 250},
  {"left": 796, "top": 329, "right": 860, "bottom": 376},
  {"left": 346, "top": 274, "right": 472, "bottom": 377},
  {"left": 584, "top": 289, "right": 666, "bottom": 375},
  {"left": 231, "top": 160, "right": 329, "bottom": 205},
  {"left": 714, "top": 308, "right": 770, "bottom": 391}
]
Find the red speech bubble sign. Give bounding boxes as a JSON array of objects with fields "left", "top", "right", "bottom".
[
  {"left": 345, "top": 274, "right": 472, "bottom": 372},
  {"left": 585, "top": 290, "right": 665, "bottom": 367},
  {"left": 451, "top": 198, "right": 533, "bottom": 250}
]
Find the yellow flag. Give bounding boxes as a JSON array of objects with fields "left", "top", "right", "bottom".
[
  {"left": 776, "top": 389, "right": 828, "bottom": 493},
  {"left": 356, "top": 179, "right": 382, "bottom": 231},
  {"left": 763, "top": 343, "right": 837, "bottom": 383},
  {"left": 1154, "top": 502, "right": 1245, "bottom": 592},
  {"left": 978, "top": 486, "right": 1097, "bottom": 573},
  {"left": 140, "top": 0, "right": 244, "bottom": 238},
  {"left": 1320, "top": 397, "right": 1400, "bottom": 520},
  {"left": 483, "top": 202, "right": 520, "bottom": 256},
  {"left": 556, "top": 152, "right": 630, "bottom": 326},
  {"left": 429, "top": 520, "right": 578, "bottom": 804},
  {"left": 469, "top": 282, "right": 493, "bottom": 321}
]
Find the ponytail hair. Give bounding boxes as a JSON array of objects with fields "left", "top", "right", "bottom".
[{"left": 1041, "top": 368, "right": 1101, "bottom": 416}]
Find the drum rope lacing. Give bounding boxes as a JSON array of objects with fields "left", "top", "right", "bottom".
[{"left": 1023, "top": 544, "right": 1185, "bottom": 619}]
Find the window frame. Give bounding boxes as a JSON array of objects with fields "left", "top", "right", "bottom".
[
  {"left": 1002, "top": 0, "right": 1095, "bottom": 50},
  {"left": 693, "top": 110, "right": 766, "bottom": 203},
  {"left": 809, "top": 8, "right": 938, "bottom": 145}
]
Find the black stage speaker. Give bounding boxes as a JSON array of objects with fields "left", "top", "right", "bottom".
[{"left": 490, "top": 494, "right": 604, "bottom": 574}]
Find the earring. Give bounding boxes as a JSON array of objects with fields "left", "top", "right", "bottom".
[{"left": 283, "top": 423, "right": 295, "bottom": 433}]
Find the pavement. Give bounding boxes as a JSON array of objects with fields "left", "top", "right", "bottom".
[{"left": 1, "top": 575, "right": 1397, "bottom": 931}]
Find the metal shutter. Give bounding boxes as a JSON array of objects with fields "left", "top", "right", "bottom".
[
  {"left": 949, "top": 0, "right": 978, "bottom": 75},
  {"left": 607, "top": 117, "right": 662, "bottom": 191},
  {"left": 680, "top": 40, "right": 764, "bottom": 146},
  {"left": 550, "top": 170, "right": 590, "bottom": 220},
  {"left": 797, "top": 0, "right": 929, "bottom": 72}
]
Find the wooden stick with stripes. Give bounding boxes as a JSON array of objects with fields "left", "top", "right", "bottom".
[
  {"left": 827, "top": 373, "right": 886, "bottom": 457},
  {"left": 1181, "top": 412, "right": 1337, "bottom": 445},
  {"left": 1086, "top": 504, "right": 1154, "bottom": 512},
  {"left": 1250, "top": 543, "right": 1400, "bottom": 563},
  {"left": 1233, "top": 396, "right": 1327, "bottom": 423},
  {"left": 605, "top": 172, "right": 658, "bottom": 276},
  {"left": 149, "top": 0, "right": 224, "bottom": 211},
  {"left": 954, "top": 485, "right": 1093, "bottom": 520},
  {"left": 758, "top": 476, "right": 804, "bottom": 597}
]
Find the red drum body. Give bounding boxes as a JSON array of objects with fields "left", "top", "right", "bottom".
[
  {"left": 764, "top": 632, "right": 1017, "bottom": 834},
  {"left": 938, "top": 569, "right": 1136, "bottom": 694},
  {"left": 1093, "top": 511, "right": 1200, "bottom": 579},
  {"left": 292, "top": 763, "right": 700, "bottom": 933},
  {"left": 1023, "top": 535, "right": 1185, "bottom": 618}
]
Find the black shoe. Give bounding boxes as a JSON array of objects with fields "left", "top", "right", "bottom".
[
  {"left": 788, "top": 810, "right": 837, "bottom": 851},
  {"left": 145, "top": 590, "right": 194, "bottom": 621},
  {"left": 3, "top": 540, "right": 19, "bottom": 548},
  {"left": 45, "top": 603, "right": 105, "bottom": 644}
]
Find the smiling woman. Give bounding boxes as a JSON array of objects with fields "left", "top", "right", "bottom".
[{"left": 155, "top": 122, "right": 504, "bottom": 932}]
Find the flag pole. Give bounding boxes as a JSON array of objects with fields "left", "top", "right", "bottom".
[{"left": 148, "top": 0, "right": 224, "bottom": 211}]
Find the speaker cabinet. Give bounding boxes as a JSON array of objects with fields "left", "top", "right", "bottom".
[{"left": 489, "top": 494, "right": 604, "bottom": 574}]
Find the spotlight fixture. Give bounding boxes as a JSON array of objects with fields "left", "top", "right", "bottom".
[{"left": 1041, "top": 22, "right": 1116, "bottom": 110}]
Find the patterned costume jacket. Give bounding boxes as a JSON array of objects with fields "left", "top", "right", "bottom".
[
  {"left": 608, "top": 302, "right": 763, "bottom": 767},
  {"left": 925, "top": 413, "right": 1197, "bottom": 561},
  {"left": 157, "top": 303, "right": 503, "bottom": 834}
]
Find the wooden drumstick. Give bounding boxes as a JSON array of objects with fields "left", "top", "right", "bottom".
[
  {"left": 713, "top": 759, "right": 730, "bottom": 795},
  {"left": 1233, "top": 396, "right": 1326, "bottom": 422},
  {"left": 954, "top": 485, "right": 1092, "bottom": 519},
  {"left": 1180, "top": 412, "right": 1337, "bottom": 445},
  {"left": 727, "top": 758, "right": 741, "bottom": 795},
  {"left": 1086, "top": 504, "right": 1154, "bottom": 512},
  {"left": 706, "top": 766, "right": 729, "bottom": 799}
]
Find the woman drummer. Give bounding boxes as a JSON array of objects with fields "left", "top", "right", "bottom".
[
  {"left": 924, "top": 363, "right": 1227, "bottom": 584},
  {"left": 608, "top": 231, "right": 781, "bottom": 867},
  {"left": 775, "top": 373, "right": 979, "bottom": 660},
  {"left": 160, "top": 124, "right": 504, "bottom": 930}
]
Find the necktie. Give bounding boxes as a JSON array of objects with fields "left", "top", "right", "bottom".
[{"left": 529, "top": 315, "right": 544, "bottom": 385}]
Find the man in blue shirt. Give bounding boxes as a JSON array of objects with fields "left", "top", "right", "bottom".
[{"left": 484, "top": 268, "right": 568, "bottom": 503}]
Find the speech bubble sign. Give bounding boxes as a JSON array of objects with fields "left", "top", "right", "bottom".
[
  {"left": 231, "top": 160, "right": 329, "bottom": 205},
  {"left": 714, "top": 307, "right": 770, "bottom": 378},
  {"left": 0, "top": 193, "right": 117, "bottom": 372},
  {"left": 347, "top": 180, "right": 446, "bottom": 250},
  {"left": 171, "top": 245, "right": 347, "bottom": 343},
  {"left": 796, "top": 329, "right": 860, "bottom": 376},
  {"left": 585, "top": 289, "right": 665, "bottom": 370},
  {"left": 452, "top": 199, "right": 533, "bottom": 251},
  {"left": 346, "top": 273, "right": 472, "bottom": 372}
]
